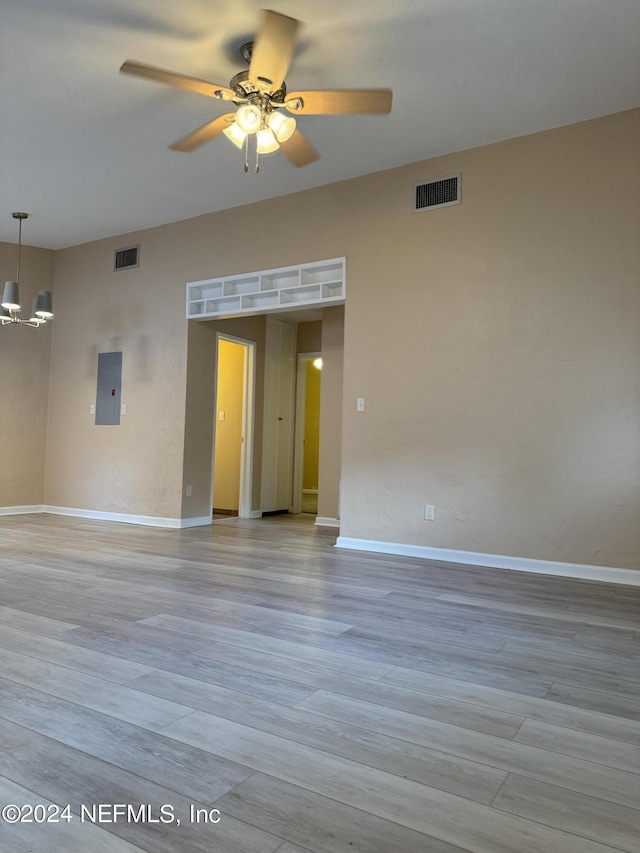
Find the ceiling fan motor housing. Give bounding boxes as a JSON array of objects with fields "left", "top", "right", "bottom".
[
  {"left": 232, "top": 42, "right": 286, "bottom": 103},
  {"left": 229, "top": 74, "right": 286, "bottom": 105}
]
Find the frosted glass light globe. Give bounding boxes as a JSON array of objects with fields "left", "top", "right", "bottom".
[
  {"left": 223, "top": 122, "right": 248, "bottom": 149},
  {"left": 256, "top": 127, "right": 279, "bottom": 154},
  {"left": 268, "top": 111, "right": 296, "bottom": 143},
  {"left": 235, "top": 104, "right": 261, "bottom": 134}
]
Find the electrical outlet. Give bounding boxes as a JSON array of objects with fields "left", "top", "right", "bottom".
[
  {"left": 424, "top": 504, "right": 435, "bottom": 521},
  {"left": 186, "top": 485, "right": 193, "bottom": 497},
  {"left": 120, "top": 403, "right": 127, "bottom": 415},
  {"left": 89, "top": 404, "right": 95, "bottom": 415},
  {"left": 219, "top": 411, "right": 225, "bottom": 421}
]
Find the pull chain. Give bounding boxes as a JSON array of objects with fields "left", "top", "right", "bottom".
[{"left": 241, "top": 134, "right": 262, "bottom": 173}]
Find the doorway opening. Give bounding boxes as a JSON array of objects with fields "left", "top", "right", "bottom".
[
  {"left": 212, "top": 334, "right": 256, "bottom": 519},
  {"left": 292, "top": 352, "right": 322, "bottom": 516}
]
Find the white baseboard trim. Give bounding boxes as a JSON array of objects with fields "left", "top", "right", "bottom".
[
  {"left": 0, "top": 505, "right": 44, "bottom": 516},
  {"left": 42, "top": 505, "right": 184, "bottom": 529},
  {"left": 335, "top": 537, "right": 640, "bottom": 586},
  {"left": 2, "top": 504, "right": 263, "bottom": 528},
  {"left": 180, "top": 515, "right": 213, "bottom": 528},
  {"left": 316, "top": 517, "right": 340, "bottom": 529}
]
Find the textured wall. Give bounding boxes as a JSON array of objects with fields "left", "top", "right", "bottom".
[
  {"left": 337, "top": 110, "right": 640, "bottom": 568},
  {"left": 296, "top": 321, "right": 322, "bottom": 355},
  {"left": 45, "top": 108, "right": 639, "bottom": 568},
  {"left": 45, "top": 231, "right": 189, "bottom": 518},
  {"left": 0, "top": 241, "right": 54, "bottom": 508},
  {"left": 318, "top": 307, "right": 345, "bottom": 521}
]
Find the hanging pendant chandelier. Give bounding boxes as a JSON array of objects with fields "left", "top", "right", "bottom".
[{"left": 1, "top": 212, "right": 54, "bottom": 328}]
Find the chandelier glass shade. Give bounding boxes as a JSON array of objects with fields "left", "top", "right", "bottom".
[{"left": 1, "top": 213, "right": 54, "bottom": 328}]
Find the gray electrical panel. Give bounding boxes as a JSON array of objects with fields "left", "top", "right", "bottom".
[{"left": 95, "top": 351, "right": 122, "bottom": 425}]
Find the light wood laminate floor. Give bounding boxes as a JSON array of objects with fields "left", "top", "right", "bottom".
[{"left": 0, "top": 512, "right": 638, "bottom": 852}]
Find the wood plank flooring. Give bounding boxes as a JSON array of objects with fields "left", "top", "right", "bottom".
[{"left": 0, "top": 513, "right": 638, "bottom": 852}]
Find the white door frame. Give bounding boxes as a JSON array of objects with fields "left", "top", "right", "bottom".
[
  {"left": 212, "top": 333, "right": 256, "bottom": 520},
  {"left": 292, "top": 351, "right": 321, "bottom": 514}
]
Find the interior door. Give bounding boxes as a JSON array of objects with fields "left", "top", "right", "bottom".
[
  {"left": 212, "top": 338, "right": 244, "bottom": 515},
  {"left": 261, "top": 317, "right": 297, "bottom": 512}
]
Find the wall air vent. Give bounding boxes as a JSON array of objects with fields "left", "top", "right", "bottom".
[
  {"left": 413, "top": 173, "right": 461, "bottom": 213},
  {"left": 114, "top": 245, "right": 140, "bottom": 271}
]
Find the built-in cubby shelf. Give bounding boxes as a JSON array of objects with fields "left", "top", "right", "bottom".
[{"left": 187, "top": 257, "right": 346, "bottom": 320}]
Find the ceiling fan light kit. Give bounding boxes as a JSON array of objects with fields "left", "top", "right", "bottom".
[
  {"left": 120, "top": 9, "right": 392, "bottom": 172},
  {"left": 1, "top": 213, "right": 54, "bottom": 328},
  {"left": 235, "top": 103, "right": 262, "bottom": 134},
  {"left": 222, "top": 121, "right": 248, "bottom": 149},
  {"left": 268, "top": 110, "right": 296, "bottom": 143}
]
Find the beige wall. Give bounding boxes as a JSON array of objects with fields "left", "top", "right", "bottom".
[
  {"left": 0, "top": 241, "right": 54, "bottom": 507},
  {"left": 213, "top": 339, "right": 244, "bottom": 511},
  {"left": 338, "top": 109, "right": 640, "bottom": 568},
  {"left": 298, "top": 320, "right": 323, "bottom": 494},
  {"left": 46, "top": 232, "right": 188, "bottom": 517},
  {"left": 318, "top": 306, "right": 345, "bottom": 520},
  {"left": 44, "top": 108, "right": 639, "bottom": 569},
  {"left": 297, "top": 320, "right": 322, "bottom": 354}
]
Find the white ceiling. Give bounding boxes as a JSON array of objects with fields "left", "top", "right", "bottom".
[{"left": 1, "top": 0, "right": 639, "bottom": 249}]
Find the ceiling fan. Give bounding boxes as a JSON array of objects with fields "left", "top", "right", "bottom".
[{"left": 120, "top": 8, "right": 392, "bottom": 172}]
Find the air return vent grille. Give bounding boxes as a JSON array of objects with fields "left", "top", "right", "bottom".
[
  {"left": 114, "top": 245, "right": 140, "bottom": 271},
  {"left": 413, "top": 173, "right": 461, "bottom": 212}
]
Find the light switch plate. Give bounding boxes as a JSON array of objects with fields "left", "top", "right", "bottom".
[{"left": 356, "top": 397, "right": 366, "bottom": 412}]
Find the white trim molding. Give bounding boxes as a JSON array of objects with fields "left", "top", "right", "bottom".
[
  {"left": 42, "top": 506, "right": 185, "bottom": 529},
  {"left": 335, "top": 537, "right": 640, "bottom": 586},
  {"left": 180, "top": 516, "right": 213, "bottom": 528},
  {"left": 0, "top": 505, "right": 44, "bottom": 516},
  {"left": 316, "top": 517, "right": 340, "bottom": 529},
  {"left": 3, "top": 504, "right": 261, "bottom": 528}
]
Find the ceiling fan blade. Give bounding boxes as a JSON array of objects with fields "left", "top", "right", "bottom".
[
  {"left": 120, "top": 60, "right": 235, "bottom": 100},
  {"left": 285, "top": 89, "right": 392, "bottom": 115},
  {"left": 280, "top": 129, "right": 319, "bottom": 168},
  {"left": 249, "top": 10, "right": 300, "bottom": 90},
  {"left": 170, "top": 113, "right": 235, "bottom": 152}
]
